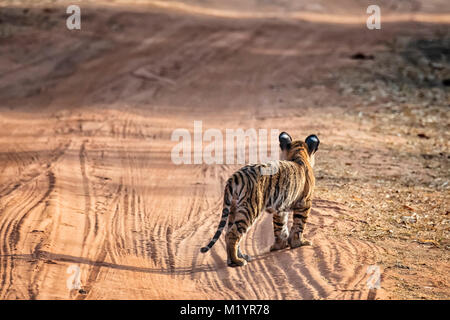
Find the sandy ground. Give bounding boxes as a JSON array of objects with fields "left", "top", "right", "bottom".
[{"left": 0, "top": 0, "right": 448, "bottom": 299}]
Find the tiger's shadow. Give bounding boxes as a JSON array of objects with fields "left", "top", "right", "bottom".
[
  {"left": 2, "top": 247, "right": 298, "bottom": 275},
  {"left": 1, "top": 251, "right": 217, "bottom": 275}
]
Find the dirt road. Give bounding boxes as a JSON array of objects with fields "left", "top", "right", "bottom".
[{"left": 0, "top": 0, "right": 448, "bottom": 299}]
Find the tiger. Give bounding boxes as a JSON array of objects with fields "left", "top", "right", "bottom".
[{"left": 200, "top": 132, "right": 320, "bottom": 267}]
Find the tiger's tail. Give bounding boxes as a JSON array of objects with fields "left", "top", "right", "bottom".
[{"left": 200, "top": 178, "right": 234, "bottom": 253}]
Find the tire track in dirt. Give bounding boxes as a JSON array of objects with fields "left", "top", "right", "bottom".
[
  {"left": 0, "top": 124, "right": 72, "bottom": 299},
  {"left": 79, "top": 140, "right": 93, "bottom": 250},
  {"left": 70, "top": 137, "right": 113, "bottom": 299},
  {"left": 0, "top": 141, "right": 70, "bottom": 198},
  {"left": 0, "top": 112, "right": 387, "bottom": 300},
  {"left": 0, "top": 171, "right": 55, "bottom": 299},
  {"left": 72, "top": 116, "right": 140, "bottom": 299}
]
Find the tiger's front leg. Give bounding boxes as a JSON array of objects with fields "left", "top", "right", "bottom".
[
  {"left": 270, "top": 211, "right": 289, "bottom": 251},
  {"left": 289, "top": 199, "right": 312, "bottom": 248}
]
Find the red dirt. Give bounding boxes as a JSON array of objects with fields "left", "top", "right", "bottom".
[{"left": 0, "top": 0, "right": 448, "bottom": 299}]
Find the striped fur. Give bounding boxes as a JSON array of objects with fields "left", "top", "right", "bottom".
[{"left": 200, "top": 132, "right": 319, "bottom": 267}]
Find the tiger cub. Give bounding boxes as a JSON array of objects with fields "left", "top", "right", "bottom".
[{"left": 200, "top": 132, "right": 320, "bottom": 267}]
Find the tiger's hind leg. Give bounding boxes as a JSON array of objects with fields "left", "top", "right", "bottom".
[
  {"left": 225, "top": 210, "right": 253, "bottom": 267},
  {"left": 270, "top": 211, "right": 289, "bottom": 251},
  {"left": 225, "top": 206, "right": 251, "bottom": 265},
  {"left": 289, "top": 199, "right": 312, "bottom": 248}
]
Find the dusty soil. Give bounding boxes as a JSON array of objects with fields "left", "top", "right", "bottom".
[{"left": 0, "top": 0, "right": 448, "bottom": 299}]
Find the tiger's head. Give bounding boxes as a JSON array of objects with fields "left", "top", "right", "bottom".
[{"left": 279, "top": 132, "right": 320, "bottom": 167}]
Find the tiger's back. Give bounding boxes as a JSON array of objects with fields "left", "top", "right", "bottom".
[{"left": 227, "top": 160, "right": 314, "bottom": 219}]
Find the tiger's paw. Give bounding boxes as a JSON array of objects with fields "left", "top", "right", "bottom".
[
  {"left": 270, "top": 240, "right": 288, "bottom": 251},
  {"left": 227, "top": 258, "right": 248, "bottom": 267},
  {"left": 289, "top": 233, "right": 311, "bottom": 249},
  {"left": 300, "top": 239, "right": 312, "bottom": 246}
]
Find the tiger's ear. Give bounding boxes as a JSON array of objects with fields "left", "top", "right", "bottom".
[
  {"left": 305, "top": 135, "right": 320, "bottom": 155},
  {"left": 279, "top": 132, "right": 292, "bottom": 151}
]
